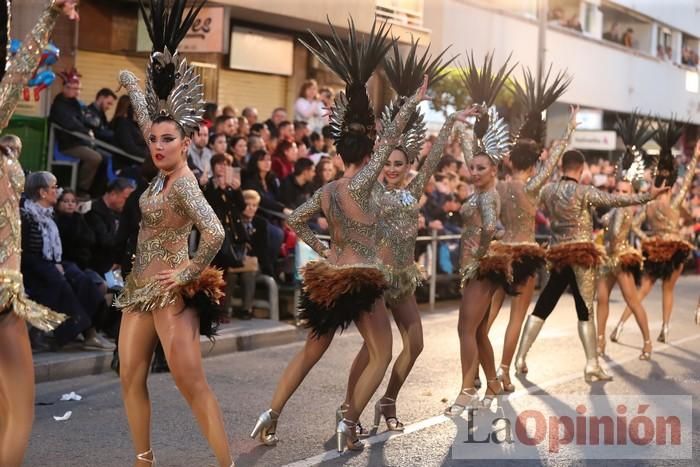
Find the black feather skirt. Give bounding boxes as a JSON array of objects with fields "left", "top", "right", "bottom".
[
  {"left": 641, "top": 238, "right": 693, "bottom": 280},
  {"left": 508, "top": 243, "right": 547, "bottom": 293}
]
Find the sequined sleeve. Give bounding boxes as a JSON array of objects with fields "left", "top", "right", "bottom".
[
  {"left": 631, "top": 209, "right": 648, "bottom": 241},
  {"left": 477, "top": 190, "right": 499, "bottom": 258},
  {"left": 288, "top": 188, "right": 326, "bottom": 256},
  {"left": 525, "top": 122, "right": 574, "bottom": 196},
  {"left": 407, "top": 113, "right": 457, "bottom": 198},
  {"left": 672, "top": 147, "right": 699, "bottom": 209},
  {"left": 349, "top": 93, "right": 420, "bottom": 202},
  {"left": 585, "top": 186, "right": 651, "bottom": 209},
  {"left": 118, "top": 71, "right": 151, "bottom": 137},
  {"left": 608, "top": 208, "right": 625, "bottom": 246},
  {"left": 0, "top": 2, "right": 61, "bottom": 130},
  {"left": 455, "top": 124, "right": 473, "bottom": 166},
  {"left": 171, "top": 176, "right": 224, "bottom": 284}
]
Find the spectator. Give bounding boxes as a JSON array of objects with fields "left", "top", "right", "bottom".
[
  {"left": 111, "top": 95, "right": 149, "bottom": 163},
  {"left": 84, "top": 88, "right": 117, "bottom": 143},
  {"left": 264, "top": 107, "right": 287, "bottom": 139},
  {"left": 294, "top": 79, "right": 325, "bottom": 132},
  {"left": 188, "top": 122, "right": 213, "bottom": 185},
  {"left": 49, "top": 68, "right": 103, "bottom": 197},
  {"left": 278, "top": 120, "right": 294, "bottom": 143},
  {"left": 237, "top": 116, "right": 250, "bottom": 137},
  {"left": 202, "top": 102, "right": 218, "bottom": 129},
  {"left": 85, "top": 178, "right": 136, "bottom": 275},
  {"left": 271, "top": 139, "right": 298, "bottom": 180},
  {"left": 603, "top": 22, "right": 621, "bottom": 43},
  {"left": 212, "top": 115, "right": 238, "bottom": 141},
  {"left": 21, "top": 172, "right": 112, "bottom": 350},
  {"left": 248, "top": 135, "right": 265, "bottom": 155},
  {"left": 221, "top": 105, "right": 237, "bottom": 117},
  {"left": 210, "top": 132, "right": 233, "bottom": 165},
  {"left": 310, "top": 156, "right": 336, "bottom": 192},
  {"left": 243, "top": 149, "right": 290, "bottom": 216},
  {"left": 250, "top": 122, "right": 271, "bottom": 145},
  {"left": 242, "top": 106, "right": 258, "bottom": 126},
  {"left": 294, "top": 120, "right": 311, "bottom": 148},
  {"left": 622, "top": 28, "right": 634, "bottom": 48},
  {"left": 318, "top": 87, "right": 334, "bottom": 127},
  {"left": 55, "top": 188, "right": 95, "bottom": 270},
  {"left": 230, "top": 135, "right": 248, "bottom": 168},
  {"left": 309, "top": 131, "right": 325, "bottom": 156},
  {"left": 279, "top": 158, "right": 314, "bottom": 209}
]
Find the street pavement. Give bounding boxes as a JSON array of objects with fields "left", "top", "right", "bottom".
[{"left": 26, "top": 276, "right": 699, "bottom": 466}]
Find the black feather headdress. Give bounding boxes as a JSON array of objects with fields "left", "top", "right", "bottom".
[
  {"left": 0, "top": 0, "right": 10, "bottom": 84},
  {"left": 653, "top": 116, "right": 685, "bottom": 187},
  {"left": 300, "top": 17, "right": 393, "bottom": 164},
  {"left": 381, "top": 38, "right": 455, "bottom": 161},
  {"left": 613, "top": 111, "right": 656, "bottom": 189},
  {"left": 139, "top": 0, "right": 206, "bottom": 133}
]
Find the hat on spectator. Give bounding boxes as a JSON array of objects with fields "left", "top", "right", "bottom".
[
  {"left": 299, "top": 17, "right": 392, "bottom": 166},
  {"left": 380, "top": 37, "right": 455, "bottom": 163},
  {"left": 58, "top": 67, "right": 82, "bottom": 85},
  {"left": 614, "top": 110, "right": 656, "bottom": 190}
]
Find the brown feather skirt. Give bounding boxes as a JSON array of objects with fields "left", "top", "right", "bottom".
[
  {"left": 509, "top": 242, "right": 547, "bottom": 291},
  {"left": 298, "top": 261, "right": 388, "bottom": 338},
  {"left": 641, "top": 238, "right": 693, "bottom": 280},
  {"left": 546, "top": 241, "right": 606, "bottom": 271}
]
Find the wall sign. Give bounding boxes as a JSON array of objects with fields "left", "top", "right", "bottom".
[{"left": 137, "top": 7, "right": 226, "bottom": 53}]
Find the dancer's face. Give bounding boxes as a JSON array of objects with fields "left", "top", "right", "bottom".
[
  {"left": 383, "top": 149, "right": 410, "bottom": 187},
  {"left": 149, "top": 121, "right": 190, "bottom": 172},
  {"left": 614, "top": 180, "right": 633, "bottom": 195},
  {"left": 469, "top": 154, "right": 497, "bottom": 190}
]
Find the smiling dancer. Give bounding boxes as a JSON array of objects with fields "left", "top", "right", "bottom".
[
  {"left": 596, "top": 112, "right": 657, "bottom": 360},
  {"left": 0, "top": 2, "right": 77, "bottom": 465},
  {"left": 444, "top": 51, "right": 514, "bottom": 416},
  {"left": 338, "top": 39, "right": 480, "bottom": 433},
  {"left": 250, "top": 19, "right": 425, "bottom": 452},
  {"left": 116, "top": 1, "right": 234, "bottom": 465},
  {"left": 486, "top": 66, "right": 574, "bottom": 391},
  {"left": 611, "top": 119, "right": 699, "bottom": 344}
]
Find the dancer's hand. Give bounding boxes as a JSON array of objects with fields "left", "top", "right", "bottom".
[
  {"left": 156, "top": 268, "right": 186, "bottom": 292},
  {"left": 455, "top": 104, "right": 482, "bottom": 123},
  {"left": 650, "top": 180, "right": 670, "bottom": 199},
  {"left": 568, "top": 105, "right": 580, "bottom": 129},
  {"left": 54, "top": 0, "right": 80, "bottom": 21}
]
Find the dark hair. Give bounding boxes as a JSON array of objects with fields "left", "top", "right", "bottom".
[
  {"left": 310, "top": 131, "right": 322, "bottom": 143},
  {"left": 58, "top": 188, "right": 76, "bottom": 203},
  {"left": 96, "top": 88, "right": 117, "bottom": 100},
  {"left": 278, "top": 121, "right": 292, "bottom": 131},
  {"left": 272, "top": 140, "right": 295, "bottom": 160},
  {"left": 203, "top": 102, "right": 218, "bottom": 122},
  {"left": 250, "top": 123, "right": 266, "bottom": 135},
  {"left": 510, "top": 139, "right": 540, "bottom": 171},
  {"left": 321, "top": 125, "right": 333, "bottom": 139},
  {"left": 152, "top": 115, "right": 186, "bottom": 138},
  {"left": 107, "top": 177, "right": 136, "bottom": 194},
  {"left": 293, "top": 157, "right": 314, "bottom": 176},
  {"left": 272, "top": 107, "right": 286, "bottom": 115},
  {"left": 294, "top": 120, "right": 308, "bottom": 131},
  {"left": 562, "top": 150, "right": 585, "bottom": 171},
  {"left": 210, "top": 153, "right": 229, "bottom": 171},
  {"left": 214, "top": 115, "right": 234, "bottom": 129},
  {"left": 230, "top": 135, "right": 246, "bottom": 151},
  {"left": 247, "top": 150, "right": 270, "bottom": 176},
  {"left": 436, "top": 156, "right": 458, "bottom": 173}
]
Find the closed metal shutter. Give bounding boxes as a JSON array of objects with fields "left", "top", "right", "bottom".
[{"left": 218, "top": 69, "right": 288, "bottom": 118}]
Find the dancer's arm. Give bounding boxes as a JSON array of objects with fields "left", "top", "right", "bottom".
[
  {"left": 476, "top": 190, "right": 499, "bottom": 258},
  {"left": 672, "top": 142, "right": 700, "bottom": 209},
  {"left": 586, "top": 186, "right": 652, "bottom": 209},
  {"left": 631, "top": 209, "right": 649, "bottom": 241},
  {"left": 608, "top": 208, "right": 625, "bottom": 251},
  {"left": 171, "top": 176, "right": 225, "bottom": 285},
  {"left": 455, "top": 124, "right": 474, "bottom": 167},
  {"left": 118, "top": 71, "right": 151, "bottom": 137},
  {"left": 288, "top": 189, "right": 327, "bottom": 257}
]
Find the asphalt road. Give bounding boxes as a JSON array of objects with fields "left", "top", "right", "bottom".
[{"left": 26, "top": 276, "right": 699, "bottom": 467}]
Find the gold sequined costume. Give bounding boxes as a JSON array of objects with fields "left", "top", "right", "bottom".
[
  {"left": 600, "top": 206, "right": 644, "bottom": 277},
  {"left": 633, "top": 148, "right": 699, "bottom": 279},
  {"left": 290, "top": 94, "right": 420, "bottom": 337},
  {"left": 0, "top": 1, "right": 65, "bottom": 330}
]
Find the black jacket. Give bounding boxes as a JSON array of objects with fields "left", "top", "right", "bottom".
[
  {"left": 55, "top": 212, "right": 96, "bottom": 270},
  {"left": 242, "top": 172, "right": 286, "bottom": 215},
  {"left": 112, "top": 116, "right": 148, "bottom": 160},
  {"left": 85, "top": 198, "right": 120, "bottom": 274},
  {"left": 50, "top": 93, "right": 92, "bottom": 151},
  {"left": 84, "top": 103, "right": 114, "bottom": 143},
  {"left": 243, "top": 215, "right": 272, "bottom": 276},
  {"left": 279, "top": 174, "right": 311, "bottom": 210},
  {"left": 115, "top": 184, "right": 147, "bottom": 277}
]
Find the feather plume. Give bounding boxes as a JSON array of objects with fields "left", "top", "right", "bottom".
[
  {"left": 653, "top": 116, "right": 685, "bottom": 185},
  {"left": 0, "top": 0, "right": 9, "bottom": 84}
]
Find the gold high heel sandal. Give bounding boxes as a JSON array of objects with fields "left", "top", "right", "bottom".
[
  {"left": 336, "top": 419, "right": 364, "bottom": 452},
  {"left": 136, "top": 449, "right": 155, "bottom": 465},
  {"left": 496, "top": 364, "right": 515, "bottom": 392},
  {"left": 481, "top": 379, "right": 503, "bottom": 409},
  {"left": 336, "top": 404, "right": 369, "bottom": 438},
  {"left": 657, "top": 323, "right": 669, "bottom": 343},
  {"left": 372, "top": 396, "right": 404, "bottom": 432},
  {"left": 443, "top": 388, "right": 478, "bottom": 417},
  {"left": 250, "top": 409, "right": 279, "bottom": 446},
  {"left": 639, "top": 340, "right": 652, "bottom": 360},
  {"left": 610, "top": 321, "right": 624, "bottom": 343}
]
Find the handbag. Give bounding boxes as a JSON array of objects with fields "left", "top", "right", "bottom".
[{"left": 213, "top": 215, "right": 248, "bottom": 269}]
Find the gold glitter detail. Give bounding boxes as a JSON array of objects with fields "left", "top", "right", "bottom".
[
  {"left": 459, "top": 187, "right": 500, "bottom": 286},
  {"left": 0, "top": 269, "right": 66, "bottom": 330}
]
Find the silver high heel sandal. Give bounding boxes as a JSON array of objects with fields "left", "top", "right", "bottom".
[
  {"left": 336, "top": 418, "right": 364, "bottom": 452},
  {"left": 514, "top": 315, "right": 544, "bottom": 375},
  {"left": 443, "top": 388, "right": 478, "bottom": 417},
  {"left": 639, "top": 340, "right": 652, "bottom": 361},
  {"left": 372, "top": 396, "right": 404, "bottom": 432},
  {"left": 136, "top": 449, "right": 155, "bottom": 465},
  {"left": 579, "top": 321, "right": 613, "bottom": 383},
  {"left": 496, "top": 364, "right": 515, "bottom": 392},
  {"left": 481, "top": 379, "right": 503, "bottom": 409},
  {"left": 250, "top": 409, "right": 279, "bottom": 446},
  {"left": 336, "top": 404, "right": 369, "bottom": 438},
  {"left": 610, "top": 321, "right": 624, "bottom": 343},
  {"left": 657, "top": 323, "right": 669, "bottom": 343}
]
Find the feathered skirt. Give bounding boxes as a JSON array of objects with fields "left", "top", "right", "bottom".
[
  {"left": 115, "top": 267, "right": 226, "bottom": 338},
  {"left": 600, "top": 247, "right": 643, "bottom": 277},
  {"left": 384, "top": 263, "right": 426, "bottom": 307},
  {"left": 0, "top": 269, "right": 66, "bottom": 331},
  {"left": 508, "top": 242, "right": 547, "bottom": 291},
  {"left": 460, "top": 242, "right": 514, "bottom": 292},
  {"left": 546, "top": 241, "right": 606, "bottom": 272},
  {"left": 298, "top": 261, "right": 388, "bottom": 338},
  {"left": 641, "top": 238, "right": 693, "bottom": 280}
]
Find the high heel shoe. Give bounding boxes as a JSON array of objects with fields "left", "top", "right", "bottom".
[
  {"left": 639, "top": 340, "right": 652, "bottom": 360},
  {"left": 136, "top": 449, "right": 155, "bottom": 465},
  {"left": 657, "top": 323, "right": 669, "bottom": 343},
  {"left": 610, "top": 321, "right": 624, "bottom": 343},
  {"left": 336, "top": 404, "right": 369, "bottom": 438},
  {"left": 336, "top": 419, "right": 364, "bottom": 452},
  {"left": 496, "top": 364, "right": 515, "bottom": 392},
  {"left": 514, "top": 315, "right": 544, "bottom": 375},
  {"left": 481, "top": 379, "right": 503, "bottom": 409},
  {"left": 597, "top": 334, "right": 606, "bottom": 357},
  {"left": 250, "top": 409, "right": 279, "bottom": 446},
  {"left": 443, "top": 388, "right": 478, "bottom": 417},
  {"left": 372, "top": 396, "right": 404, "bottom": 432}
]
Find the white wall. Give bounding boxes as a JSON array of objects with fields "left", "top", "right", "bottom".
[
  {"left": 425, "top": 0, "right": 700, "bottom": 123},
  {"left": 609, "top": 0, "right": 700, "bottom": 37}
]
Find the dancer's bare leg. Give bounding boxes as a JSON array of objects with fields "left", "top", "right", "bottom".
[
  {"left": 616, "top": 271, "right": 652, "bottom": 353},
  {"left": 487, "top": 287, "right": 506, "bottom": 330},
  {"left": 458, "top": 279, "right": 497, "bottom": 391},
  {"left": 153, "top": 303, "right": 232, "bottom": 467},
  {"left": 661, "top": 266, "right": 683, "bottom": 324},
  {"left": 596, "top": 274, "right": 617, "bottom": 354},
  {"left": 618, "top": 275, "right": 655, "bottom": 324},
  {"left": 118, "top": 311, "right": 158, "bottom": 467},
  {"left": 498, "top": 276, "right": 536, "bottom": 388},
  {"left": 0, "top": 314, "right": 35, "bottom": 467}
]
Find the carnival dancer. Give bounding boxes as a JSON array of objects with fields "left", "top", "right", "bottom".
[
  {"left": 596, "top": 112, "right": 657, "bottom": 360},
  {"left": 116, "top": 1, "right": 234, "bottom": 465},
  {"left": 513, "top": 149, "right": 668, "bottom": 383},
  {"left": 444, "top": 51, "right": 514, "bottom": 416},
  {"left": 339, "top": 39, "right": 480, "bottom": 433},
  {"left": 250, "top": 19, "right": 425, "bottom": 452},
  {"left": 611, "top": 121, "right": 699, "bottom": 344},
  {"left": 485, "top": 65, "right": 575, "bottom": 391},
  {"left": 0, "top": 2, "right": 77, "bottom": 465}
]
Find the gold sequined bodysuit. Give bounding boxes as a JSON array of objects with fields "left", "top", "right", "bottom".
[
  {"left": 601, "top": 206, "right": 642, "bottom": 275},
  {"left": 115, "top": 172, "right": 224, "bottom": 313},
  {"left": 459, "top": 187, "right": 500, "bottom": 285},
  {"left": 376, "top": 113, "right": 458, "bottom": 304},
  {"left": 0, "top": 2, "right": 65, "bottom": 330}
]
